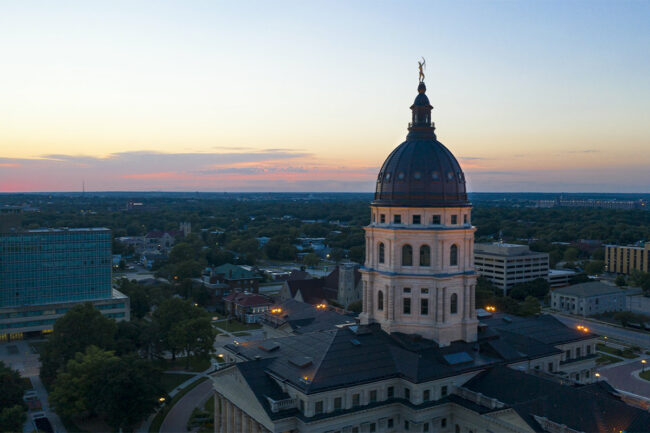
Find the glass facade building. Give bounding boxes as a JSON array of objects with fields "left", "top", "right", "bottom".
[{"left": 0, "top": 228, "right": 112, "bottom": 307}]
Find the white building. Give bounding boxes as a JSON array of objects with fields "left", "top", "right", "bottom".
[
  {"left": 474, "top": 243, "right": 549, "bottom": 294},
  {"left": 208, "top": 78, "right": 642, "bottom": 433},
  {"left": 551, "top": 281, "right": 626, "bottom": 317}
]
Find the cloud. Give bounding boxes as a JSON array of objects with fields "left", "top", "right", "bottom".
[
  {"left": 566, "top": 149, "right": 599, "bottom": 154},
  {"left": 459, "top": 156, "right": 489, "bottom": 161}
]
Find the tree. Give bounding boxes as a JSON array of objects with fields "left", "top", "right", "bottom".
[
  {"left": 518, "top": 296, "right": 541, "bottom": 316},
  {"left": 40, "top": 303, "right": 117, "bottom": 385},
  {"left": 50, "top": 346, "right": 118, "bottom": 420},
  {"left": 347, "top": 300, "right": 362, "bottom": 313},
  {"left": 0, "top": 362, "right": 26, "bottom": 432},
  {"left": 615, "top": 274, "right": 626, "bottom": 288},
  {"left": 93, "top": 355, "right": 164, "bottom": 430},
  {"left": 0, "top": 361, "right": 25, "bottom": 411},
  {"left": 153, "top": 298, "right": 209, "bottom": 360},
  {"left": 50, "top": 346, "right": 163, "bottom": 430},
  {"left": 170, "top": 317, "right": 216, "bottom": 368},
  {"left": 329, "top": 248, "right": 345, "bottom": 263},
  {"left": 585, "top": 260, "right": 604, "bottom": 275},
  {"left": 0, "top": 405, "right": 27, "bottom": 432},
  {"left": 303, "top": 253, "right": 320, "bottom": 268},
  {"left": 563, "top": 247, "right": 579, "bottom": 263}
]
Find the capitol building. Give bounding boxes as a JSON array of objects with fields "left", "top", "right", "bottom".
[{"left": 209, "top": 79, "right": 649, "bottom": 433}]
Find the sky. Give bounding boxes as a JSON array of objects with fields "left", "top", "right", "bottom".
[{"left": 1, "top": 0, "right": 649, "bottom": 193}]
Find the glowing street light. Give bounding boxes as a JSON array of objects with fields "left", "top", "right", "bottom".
[
  {"left": 159, "top": 397, "right": 166, "bottom": 403},
  {"left": 642, "top": 359, "right": 647, "bottom": 372}
]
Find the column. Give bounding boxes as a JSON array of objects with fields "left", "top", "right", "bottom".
[
  {"left": 214, "top": 394, "right": 221, "bottom": 433},
  {"left": 234, "top": 406, "right": 242, "bottom": 432},
  {"left": 388, "top": 285, "right": 395, "bottom": 321},
  {"left": 242, "top": 412, "right": 250, "bottom": 433}
]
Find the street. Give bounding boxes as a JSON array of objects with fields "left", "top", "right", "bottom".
[{"left": 551, "top": 314, "right": 650, "bottom": 348}]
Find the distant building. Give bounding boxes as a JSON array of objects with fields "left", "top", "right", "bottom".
[
  {"left": 0, "top": 228, "right": 129, "bottom": 340},
  {"left": 474, "top": 243, "right": 549, "bottom": 294},
  {"left": 548, "top": 268, "right": 576, "bottom": 288},
  {"left": 535, "top": 197, "right": 647, "bottom": 210},
  {"left": 279, "top": 264, "right": 361, "bottom": 308},
  {"left": 206, "top": 263, "right": 261, "bottom": 294},
  {"left": 223, "top": 292, "right": 273, "bottom": 324},
  {"left": 551, "top": 282, "right": 626, "bottom": 317},
  {"left": 605, "top": 243, "right": 649, "bottom": 274}
]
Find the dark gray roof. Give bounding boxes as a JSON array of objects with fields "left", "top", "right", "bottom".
[
  {"left": 227, "top": 324, "right": 508, "bottom": 395},
  {"left": 479, "top": 313, "right": 596, "bottom": 345},
  {"left": 553, "top": 281, "right": 622, "bottom": 298},
  {"left": 464, "top": 366, "right": 650, "bottom": 433},
  {"left": 268, "top": 299, "right": 356, "bottom": 334}
]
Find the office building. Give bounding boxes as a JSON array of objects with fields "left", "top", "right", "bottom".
[
  {"left": 474, "top": 243, "right": 549, "bottom": 294},
  {"left": 605, "top": 243, "right": 649, "bottom": 274},
  {"left": 0, "top": 228, "right": 129, "bottom": 340}
]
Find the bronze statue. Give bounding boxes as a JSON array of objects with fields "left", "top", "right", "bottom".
[{"left": 418, "top": 57, "right": 426, "bottom": 82}]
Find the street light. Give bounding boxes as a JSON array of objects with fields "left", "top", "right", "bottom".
[
  {"left": 594, "top": 372, "right": 600, "bottom": 378},
  {"left": 642, "top": 359, "right": 647, "bottom": 372}
]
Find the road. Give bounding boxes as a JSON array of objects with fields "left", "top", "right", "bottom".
[
  {"left": 551, "top": 314, "right": 650, "bottom": 348},
  {"left": 599, "top": 357, "right": 650, "bottom": 398},
  {"left": 159, "top": 379, "right": 213, "bottom": 433}
]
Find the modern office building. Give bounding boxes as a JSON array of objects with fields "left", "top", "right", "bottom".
[
  {"left": 474, "top": 243, "right": 549, "bottom": 294},
  {"left": 548, "top": 268, "right": 576, "bottom": 288},
  {"left": 205, "top": 78, "right": 640, "bottom": 433},
  {"left": 0, "top": 228, "right": 129, "bottom": 340},
  {"left": 605, "top": 243, "right": 649, "bottom": 274},
  {"left": 551, "top": 281, "right": 626, "bottom": 317}
]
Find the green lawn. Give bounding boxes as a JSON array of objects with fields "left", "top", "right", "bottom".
[
  {"left": 149, "top": 377, "right": 209, "bottom": 433},
  {"left": 232, "top": 331, "right": 251, "bottom": 337},
  {"left": 213, "top": 320, "right": 261, "bottom": 333},
  {"left": 597, "top": 343, "right": 638, "bottom": 359},
  {"left": 160, "top": 373, "right": 195, "bottom": 393},
  {"left": 640, "top": 370, "right": 650, "bottom": 381},
  {"left": 154, "top": 356, "right": 211, "bottom": 372},
  {"left": 596, "top": 354, "right": 622, "bottom": 365}
]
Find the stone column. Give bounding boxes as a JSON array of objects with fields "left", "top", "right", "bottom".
[
  {"left": 388, "top": 285, "right": 395, "bottom": 321},
  {"left": 234, "top": 406, "right": 242, "bottom": 432},
  {"left": 214, "top": 393, "right": 221, "bottom": 433},
  {"left": 242, "top": 412, "right": 250, "bottom": 433},
  {"left": 224, "top": 400, "right": 231, "bottom": 433}
]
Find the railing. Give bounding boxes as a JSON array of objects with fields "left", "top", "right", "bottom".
[
  {"left": 266, "top": 396, "right": 297, "bottom": 413},
  {"left": 408, "top": 122, "right": 434, "bottom": 128},
  {"left": 453, "top": 387, "right": 505, "bottom": 410},
  {"left": 532, "top": 416, "right": 582, "bottom": 433}
]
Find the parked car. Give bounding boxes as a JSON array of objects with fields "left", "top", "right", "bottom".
[{"left": 31, "top": 412, "right": 54, "bottom": 433}]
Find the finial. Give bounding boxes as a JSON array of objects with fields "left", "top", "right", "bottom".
[{"left": 418, "top": 57, "right": 426, "bottom": 83}]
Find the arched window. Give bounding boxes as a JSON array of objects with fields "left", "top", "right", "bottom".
[
  {"left": 378, "top": 242, "right": 385, "bottom": 264},
  {"left": 450, "top": 293, "right": 458, "bottom": 314},
  {"left": 402, "top": 244, "right": 413, "bottom": 266},
  {"left": 419, "top": 245, "right": 431, "bottom": 266},
  {"left": 378, "top": 290, "right": 384, "bottom": 311},
  {"left": 450, "top": 244, "right": 458, "bottom": 266}
]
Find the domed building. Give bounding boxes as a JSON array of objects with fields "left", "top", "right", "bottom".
[
  {"left": 208, "top": 77, "right": 641, "bottom": 433},
  {"left": 359, "top": 80, "right": 477, "bottom": 346}
]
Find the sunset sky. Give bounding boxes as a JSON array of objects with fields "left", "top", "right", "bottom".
[{"left": 1, "top": 0, "right": 649, "bottom": 193}]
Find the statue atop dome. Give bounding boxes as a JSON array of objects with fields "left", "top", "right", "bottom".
[{"left": 418, "top": 57, "right": 426, "bottom": 82}]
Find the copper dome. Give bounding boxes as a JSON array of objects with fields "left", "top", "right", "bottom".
[{"left": 373, "top": 82, "right": 469, "bottom": 208}]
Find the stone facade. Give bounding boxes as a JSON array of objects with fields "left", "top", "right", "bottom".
[{"left": 360, "top": 205, "right": 478, "bottom": 346}]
